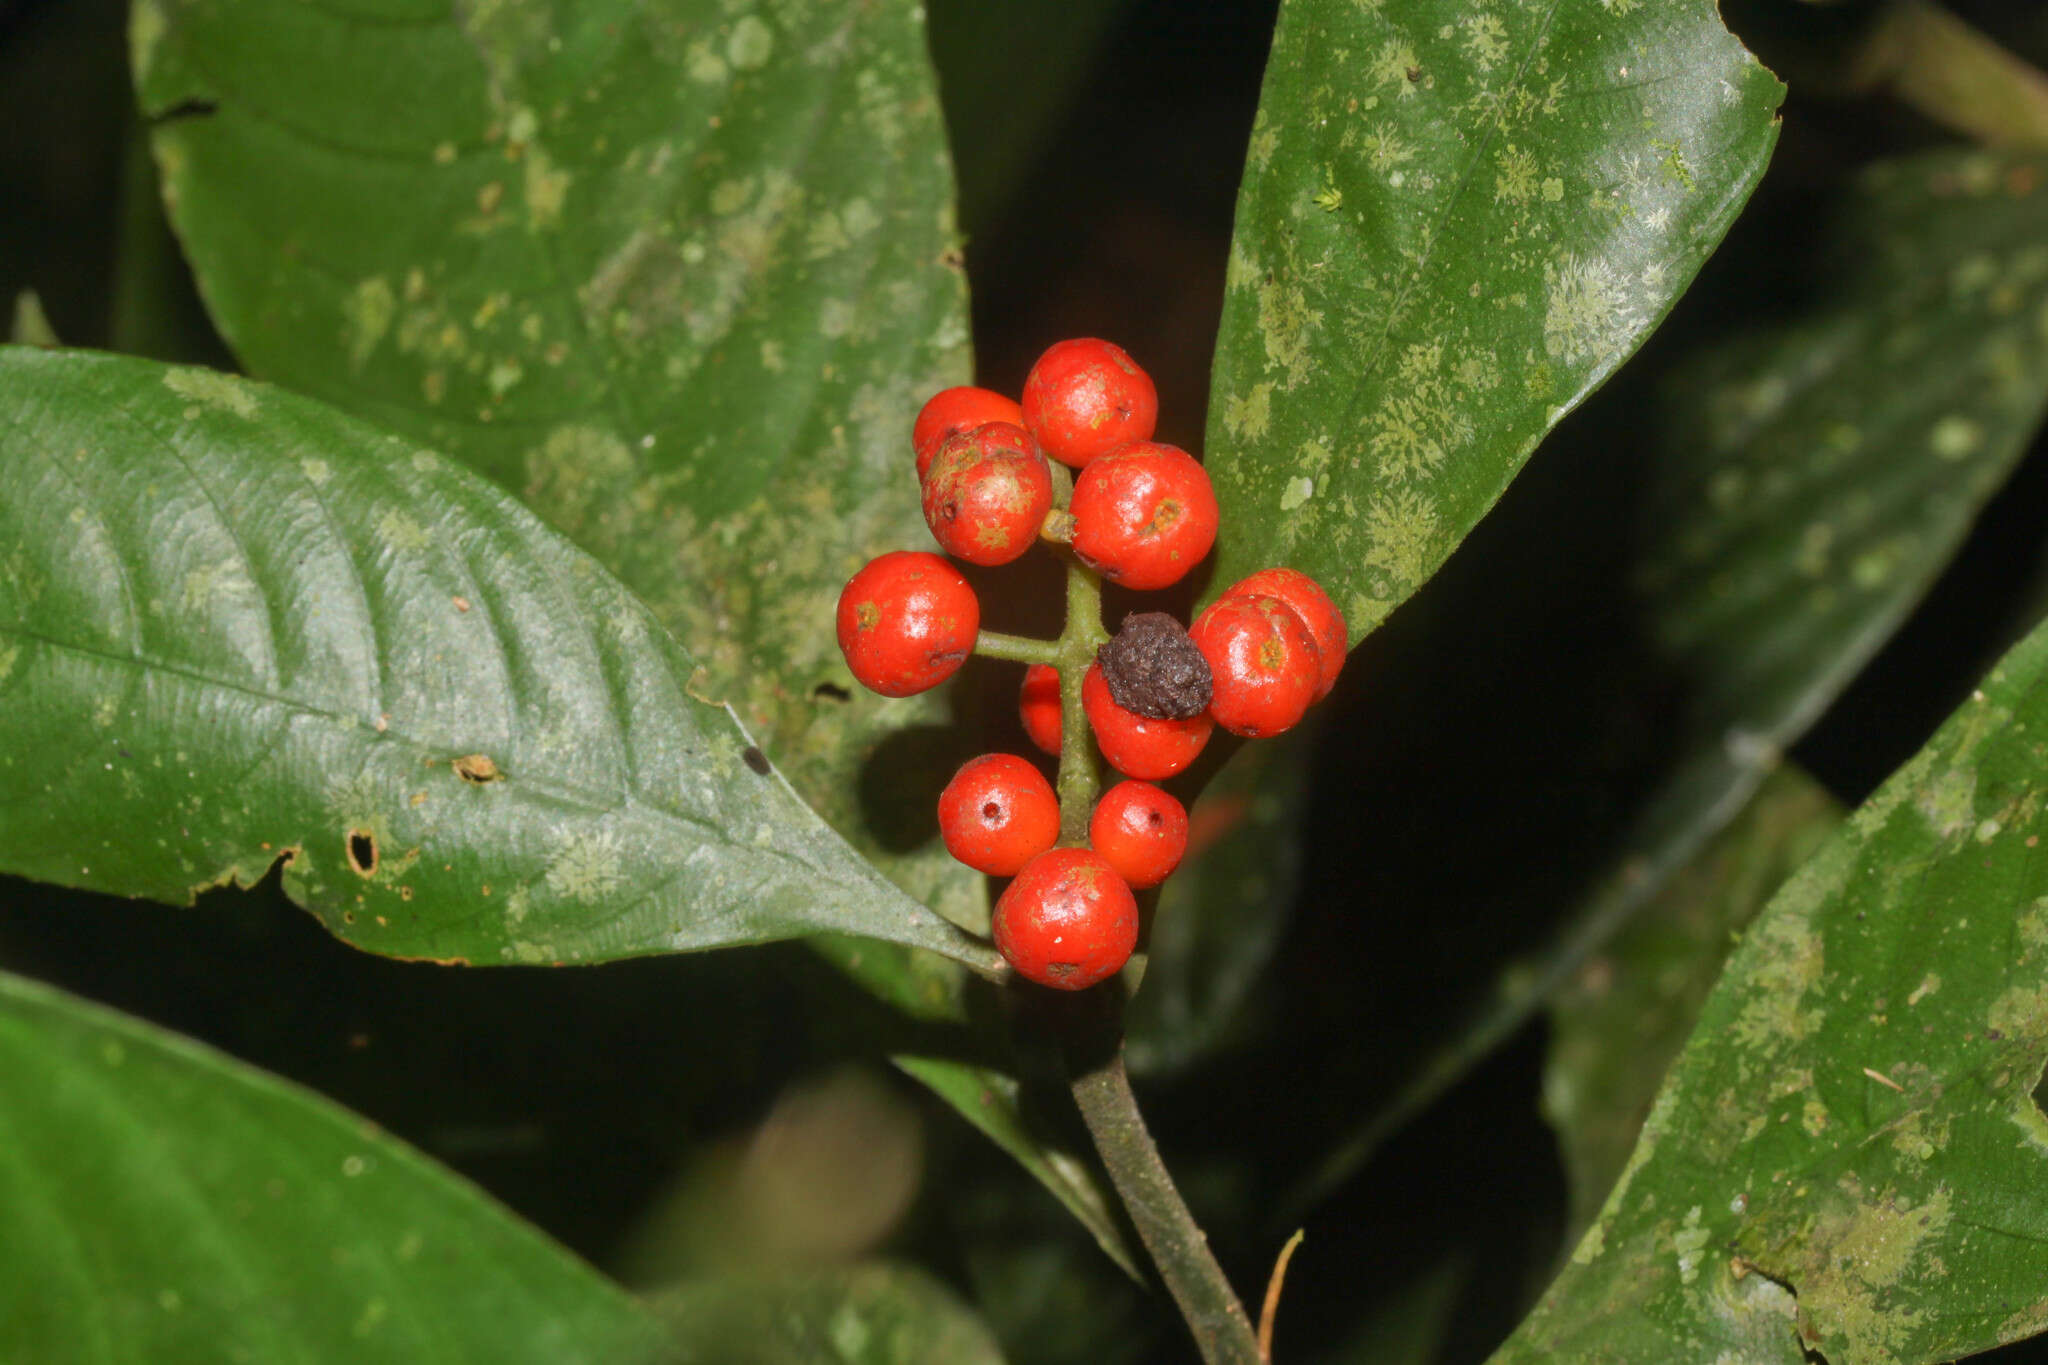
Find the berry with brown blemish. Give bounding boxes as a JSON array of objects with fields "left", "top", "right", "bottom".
[
  {"left": 1070, "top": 442, "right": 1218, "bottom": 591},
  {"left": 835, "top": 551, "right": 979, "bottom": 697},
  {"left": 921, "top": 422, "right": 1054, "bottom": 567},
  {"left": 993, "top": 846, "right": 1139, "bottom": 990},
  {"left": 1021, "top": 338, "right": 1159, "bottom": 469}
]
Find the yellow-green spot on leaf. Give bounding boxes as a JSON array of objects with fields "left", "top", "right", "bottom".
[
  {"left": 344, "top": 277, "right": 395, "bottom": 369},
  {"left": 0, "top": 644, "right": 17, "bottom": 683},
  {"left": 301, "top": 457, "right": 331, "bottom": 486},
  {"left": 1916, "top": 764, "right": 1976, "bottom": 838},
  {"left": 1672, "top": 1205, "right": 1709, "bottom": 1285},
  {"left": 1570, "top": 1220, "right": 1605, "bottom": 1265},
  {"left": 375, "top": 509, "right": 431, "bottom": 553},
  {"left": 523, "top": 146, "right": 571, "bottom": 228},
  {"left": 1257, "top": 278, "right": 1319, "bottom": 388},
  {"left": 1787, "top": 1187, "right": 1952, "bottom": 1361},
  {"left": 1224, "top": 383, "right": 1273, "bottom": 441},
  {"left": 727, "top": 15, "right": 773, "bottom": 71},
  {"left": 163, "top": 368, "right": 258, "bottom": 419},
  {"left": 1280, "top": 477, "right": 1314, "bottom": 511},
  {"left": 1930, "top": 414, "right": 1983, "bottom": 461}
]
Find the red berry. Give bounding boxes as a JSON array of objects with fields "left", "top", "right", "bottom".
[
  {"left": 993, "top": 847, "right": 1139, "bottom": 990},
  {"left": 1222, "top": 568, "right": 1347, "bottom": 699},
  {"left": 1082, "top": 663, "right": 1211, "bottom": 780},
  {"left": 1021, "top": 338, "right": 1158, "bottom": 469},
  {"left": 1020, "top": 663, "right": 1063, "bottom": 756},
  {"left": 1069, "top": 442, "right": 1219, "bottom": 591},
  {"left": 835, "top": 551, "right": 979, "bottom": 697},
  {"left": 1189, "top": 595, "right": 1320, "bottom": 737},
  {"left": 913, "top": 387, "right": 1026, "bottom": 481},
  {"left": 1089, "top": 781, "right": 1188, "bottom": 890},
  {"left": 921, "top": 422, "right": 1054, "bottom": 567},
  {"left": 938, "top": 753, "right": 1060, "bottom": 876}
]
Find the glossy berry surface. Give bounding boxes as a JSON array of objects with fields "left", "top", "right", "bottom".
[
  {"left": 1089, "top": 781, "right": 1188, "bottom": 890},
  {"left": 835, "top": 551, "right": 979, "bottom": 698},
  {"left": 1222, "top": 568, "right": 1347, "bottom": 699},
  {"left": 921, "top": 422, "right": 1053, "bottom": 567},
  {"left": 1019, "top": 664, "right": 1063, "bottom": 756},
  {"left": 938, "top": 754, "right": 1060, "bottom": 876},
  {"left": 1189, "top": 595, "right": 1320, "bottom": 737},
  {"left": 993, "top": 847, "right": 1140, "bottom": 990},
  {"left": 1070, "top": 443, "right": 1218, "bottom": 591},
  {"left": 1021, "top": 338, "right": 1158, "bottom": 469},
  {"left": 913, "top": 386, "right": 1026, "bottom": 481},
  {"left": 1082, "top": 663, "right": 1212, "bottom": 781}
]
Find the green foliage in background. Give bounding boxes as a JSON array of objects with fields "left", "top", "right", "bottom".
[{"left": 7, "top": 0, "right": 2048, "bottom": 1360}]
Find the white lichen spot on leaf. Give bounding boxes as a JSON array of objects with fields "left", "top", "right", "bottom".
[
  {"left": 543, "top": 829, "right": 626, "bottom": 904},
  {"left": 1543, "top": 254, "right": 1638, "bottom": 369},
  {"left": 163, "top": 367, "right": 259, "bottom": 418}
]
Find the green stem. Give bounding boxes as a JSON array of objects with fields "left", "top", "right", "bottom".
[
  {"left": 1850, "top": 0, "right": 2048, "bottom": 147},
  {"left": 1065, "top": 1018, "right": 1262, "bottom": 1365},
  {"left": 975, "top": 629, "right": 1061, "bottom": 666},
  {"left": 1055, "top": 552, "right": 1109, "bottom": 844}
]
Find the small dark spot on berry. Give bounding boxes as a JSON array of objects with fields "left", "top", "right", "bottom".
[
  {"left": 982, "top": 801, "right": 1002, "bottom": 821},
  {"left": 1146, "top": 810, "right": 1163, "bottom": 828},
  {"left": 742, "top": 746, "right": 771, "bottom": 776}
]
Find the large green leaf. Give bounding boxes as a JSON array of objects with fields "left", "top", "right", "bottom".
[
  {"left": 0, "top": 346, "right": 997, "bottom": 974},
  {"left": 132, "top": 0, "right": 986, "bottom": 937},
  {"left": 1204, "top": 0, "right": 1781, "bottom": 628},
  {"left": 126, "top": 0, "right": 1079, "bottom": 1227},
  {"left": 0, "top": 967, "right": 668, "bottom": 1362},
  {"left": 1495, "top": 612, "right": 2048, "bottom": 1363},
  {"left": 1542, "top": 766, "right": 1839, "bottom": 1245},
  {"left": 1287, "top": 147, "right": 2048, "bottom": 1217},
  {"left": 653, "top": 1263, "right": 1005, "bottom": 1364}
]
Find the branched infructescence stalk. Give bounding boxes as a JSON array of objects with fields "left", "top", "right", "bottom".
[{"left": 834, "top": 340, "right": 1351, "bottom": 1363}]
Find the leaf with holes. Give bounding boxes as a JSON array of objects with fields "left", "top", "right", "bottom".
[
  {"left": 0, "top": 968, "right": 670, "bottom": 1362},
  {"left": 1496, "top": 614, "right": 2048, "bottom": 1363},
  {"left": 0, "top": 346, "right": 998, "bottom": 974},
  {"left": 1204, "top": 0, "right": 1781, "bottom": 630},
  {"left": 132, "top": 0, "right": 979, "bottom": 929}
]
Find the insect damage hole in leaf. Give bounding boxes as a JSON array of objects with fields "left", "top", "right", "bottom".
[{"left": 346, "top": 830, "right": 377, "bottom": 878}]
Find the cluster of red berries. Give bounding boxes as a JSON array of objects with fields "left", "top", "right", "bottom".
[{"left": 834, "top": 339, "right": 1345, "bottom": 991}]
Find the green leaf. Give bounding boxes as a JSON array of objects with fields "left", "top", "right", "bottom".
[
  {"left": 0, "top": 346, "right": 997, "bottom": 975},
  {"left": 1126, "top": 730, "right": 1312, "bottom": 1078},
  {"left": 651, "top": 1262, "right": 1005, "bottom": 1364},
  {"left": 1285, "top": 148, "right": 2048, "bottom": 1218},
  {"left": 131, "top": 0, "right": 977, "bottom": 914},
  {"left": 893, "top": 1057, "right": 1140, "bottom": 1282},
  {"left": 128, "top": 0, "right": 1053, "bottom": 1215},
  {"left": 1204, "top": 0, "right": 1782, "bottom": 631},
  {"left": 1495, "top": 614, "right": 2048, "bottom": 1363},
  {"left": 1542, "top": 766, "right": 1840, "bottom": 1245},
  {"left": 0, "top": 968, "right": 668, "bottom": 1362}
]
